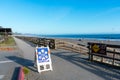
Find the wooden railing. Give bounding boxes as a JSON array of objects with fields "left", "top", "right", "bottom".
[
  {"left": 88, "top": 42, "right": 120, "bottom": 67},
  {"left": 15, "top": 36, "right": 55, "bottom": 49},
  {"left": 15, "top": 36, "right": 88, "bottom": 54},
  {"left": 55, "top": 39, "right": 88, "bottom": 54}
]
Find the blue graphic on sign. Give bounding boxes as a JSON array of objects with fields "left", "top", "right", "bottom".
[{"left": 37, "top": 48, "right": 49, "bottom": 63}]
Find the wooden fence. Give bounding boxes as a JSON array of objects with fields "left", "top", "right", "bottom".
[
  {"left": 15, "top": 36, "right": 55, "bottom": 49},
  {"left": 15, "top": 36, "right": 88, "bottom": 54},
  {"left": 88, "top": 42, "right": 120, "bottom": 67},
  {"left": 55, "top": 39, "right": 88, "bottom": 54}
]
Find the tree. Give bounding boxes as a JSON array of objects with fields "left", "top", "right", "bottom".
[{"left": 0, "top": 26, "right": 3, "bottom": 28}]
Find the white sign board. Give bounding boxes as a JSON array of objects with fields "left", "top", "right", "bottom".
[{"left": 35, "top": 46, "right": 53, "bottom": 73}]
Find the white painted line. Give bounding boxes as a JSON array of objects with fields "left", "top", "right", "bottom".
[
  {"left": 0, "top": 75, "right": 4, "bottom": 79},
  {"left": 0, "top": 60, "right": 14, "bottom": 64}
]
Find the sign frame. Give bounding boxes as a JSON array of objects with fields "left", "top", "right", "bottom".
[{"left": 35, "top": 46, "right": 53, "bottom": 73}]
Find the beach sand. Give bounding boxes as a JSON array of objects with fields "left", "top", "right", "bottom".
[{"left": 56, "top": 38, "right": 120, "bottom": 46}]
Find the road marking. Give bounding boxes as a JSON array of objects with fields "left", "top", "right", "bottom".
[
  {"left": 0, "top": 60, "right": 14, "bottom": 64},
  {"left": 0, "top": 75, "right": 4, "bottom": 79}
]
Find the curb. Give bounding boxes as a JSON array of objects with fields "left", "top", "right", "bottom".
[{"left": 18, "top": 67, "right": 24, "bottom": 80}]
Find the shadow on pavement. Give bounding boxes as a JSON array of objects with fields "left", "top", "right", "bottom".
[
  {"left": 11, "top": 67, "right": 19, "bottom": 80},
  {"left": 6, "top": 56, "right": 37, "bottom": 72},
  {"left": 52, "top": 51, "right": 120, "bottom": 80}
]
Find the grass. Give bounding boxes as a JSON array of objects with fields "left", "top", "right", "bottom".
[
  {"left": 23, "top": 67, "right": 30, "bottom": 75},
  {"left": 23, "top": 67, "right": 30, "bottom": 80},
  {"left": 0, "top": 36, "right": 16, "bottom": 46}
]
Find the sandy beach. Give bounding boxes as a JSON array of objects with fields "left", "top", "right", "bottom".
[{"left": 56, "top": 38, "right": 120, "bottom": 46}]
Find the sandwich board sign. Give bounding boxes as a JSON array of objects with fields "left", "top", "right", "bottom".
[{"left": 35, "top": 46, "right": 53, "bottom": 73}]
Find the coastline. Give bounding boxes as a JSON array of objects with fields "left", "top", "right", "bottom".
[{"left": 14, "top": 34, "right": 120, "bottom": 47}]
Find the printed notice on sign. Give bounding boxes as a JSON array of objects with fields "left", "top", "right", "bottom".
[
  {"left": 36, "top": 46, "right": 53, "bottom": 73},
  {"left": 91, "top": 44, "right": 106, "bottom": 55},
  {"left": 37, "top": 47, "right": 50, "bottom": 63}
]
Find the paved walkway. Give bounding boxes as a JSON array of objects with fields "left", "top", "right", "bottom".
[
  {"left": 0, "top": 45, "right": 21, "bottom": 80},
  {"left": 14, "top": 37, "right": 120, "bottom": 80}
]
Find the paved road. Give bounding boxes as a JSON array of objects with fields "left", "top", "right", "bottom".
[
  {"left": 13, "top": 37, "right": 120, "bottom": 80},
  {"left": 0, "top": 48, "right": 21, "bottom": 80},
  {"left": 0, "top": 37, "right": 35, "bottom": 80}
]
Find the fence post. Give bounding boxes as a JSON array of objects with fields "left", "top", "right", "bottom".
[
  {"left": 112, "top": 49, "right": 115, "bottom": 65},
  {"left": 88, "top": 43, "right": 91, "bottom": 61}
]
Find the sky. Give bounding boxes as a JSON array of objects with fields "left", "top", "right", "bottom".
[{"left": 0, "top": 0, "right": 120, "bottom": 34}]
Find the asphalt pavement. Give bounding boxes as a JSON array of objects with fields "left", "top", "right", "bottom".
[{"left": 0, "top": 48, "right": 21, "bottom": 80}]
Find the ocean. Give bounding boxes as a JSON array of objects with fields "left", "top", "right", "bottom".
[
  {"left": 23, "top": 34, "right": 120, "bottom": 41},
  {"left": 38, "top": 34, "right": 120, "bottom": 40}
]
